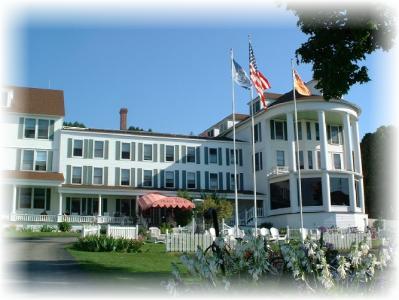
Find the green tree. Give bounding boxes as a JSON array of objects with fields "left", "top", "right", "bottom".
[
  {"left": 201, "top": 193, "right": 233, "bottom": 223},
  {"left": 361, "top": 126, "right": 397, "bottom": 219},
  {"left": 288, "top": 4, "right": 395, "bottom": 100},
  {"left": 63, "top": 121, "right": 86, "bottom": 128}
]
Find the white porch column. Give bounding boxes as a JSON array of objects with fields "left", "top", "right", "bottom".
[
  {"left": 318, "top": 111, "right": 329, "bottom": 170},
  {"left": 98, "top": 195, "right": 102, "bottom": 217},
  {"left": 318, "top": 111, "right": 331, "bottom": 212},
  {"left": 352, "top": 120, "right": 362, "bottom": 173},
  {"left": 58, "top": 193, "right": 63, "bottom": 215},
  {"left": 289, "top": 173, "right": 299, "bottom": 213},
  {"left": 11, "top": 185, "right": 17, "bottom": 214},
  {"left": 342, "top": 113, "right": 354, "bottom": 171},
  {"left": 358, "top": 178, "right": 366, "bottom": 213},
  {"left": 348, "top": 174, "right": 356, "bottom": 212},
  {"left": 286, "top": 112, "right": 296, "bottom": 172}
]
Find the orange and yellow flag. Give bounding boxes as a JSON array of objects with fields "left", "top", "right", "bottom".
[{"left": 293, "top": 69, "right": 311, "bottom": 96}]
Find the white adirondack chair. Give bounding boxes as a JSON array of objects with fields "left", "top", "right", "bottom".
[
  {"left": 149, "top": 227, "right": 165, "bottom": 243},
  {"left": 270, "top": 227, "right": 287, "bottom": 241},
  {"left": 260, "top": 227, "right": 270, "bottom": 239},
  {"left": 209, "top": 227, "right": 216, "bottom": 241}
]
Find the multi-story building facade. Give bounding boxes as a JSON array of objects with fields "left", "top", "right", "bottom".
[{"left": 0, "top": 83, "right": 367, "bottom": 229}]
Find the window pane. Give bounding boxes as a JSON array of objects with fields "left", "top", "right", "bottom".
[
  {"left": 165, "top": 171, "right": 174, "bottom": 188},
  {"left": 19, "top": 188, "right": 32, "bottom": 208},
  {"left": 71, "top": 198, "right": 80, "bottom": 214},
  {"left": 230, "top": 149, "right": 238, "bottom": 164},
  {"left": 143, "top": 170, "right": 152, "bottom": 187},
  {"left": 35, "top": 151, "right": 47, "bottom": 171},
  {"left": 315, "top": 123, "right": 320, "bottom": 140},
  {"left": 209, "top": 173, "right": 218, "bottom": 190},
  {"left": 38, "top": 119, "right": 49, "bottom": 139},
  {"left": 33, "top": 188, "right": 46, "bottom": 209},
  {"left": 187, "top": 147, "right": 195, "bottom": 163},
  {"left": 333, "top": 154, "right": 341, "bottom": 169},
  {"left": 144, "top": 144, "right": 152, "bottom": 161},
  {"left": 297, "top": 151, "right": 304, "bottom": 169},
  {"left": 121, "top": 169, "right": 130, "bottom": 185},
  {"left": 308, "top": 151, "right": 313, "bottom": 169},
  {"left": 330, "top": 177, "right": 350, "bottom": 206},
  {"left": 187, "top": 172, "right": 196, "bottom": 189},
  {"left": 276, "top": 150, "right": 285, "bottom": 166},
  {"left": 121, "top": 143, "right": 130, "bottom": 159},
  {"left": 209, "top": 148, "right": 217, "bottom": 164},
  {"left": 317, "top": 151, "right": 321, "bottom": 169},
  {"left": 72, "top": 167, "right": 82, "bottom": 184},
  {"left": 270, "top": 180, "right": 290, "bottom": 209},
  {"left": 24, "top": 118, "right": 36, "bottom": 138},
  {"left": 355, "top": 180, "right": 361, "bottom": 208},
  {"left": 230, "top": 174, "right": 236, "bottom": 190},
  {"left": 331, "top": 126, "right": 339, "bottom": 144},
  {"left": 275, "top": 121, "right": 284, "bottom": 140},
  {"left": 93, "top": 168, "right": 103, "bottom": 184},
  {"left": 94, "top": 141, "right": 104, "bottom": 158},
  {"left": 165, "top": 145, "right": 174, "bottom": 161},
  {"left": 296, "top": 122, "right": 302, "bottom": 140},
  {"left": 301, "top": 177, "right": 323, "bottom": 206},
  {"left": 73, "top": 140, "right": 83, "bottom": 157},
  {"left": 306, "top": 122, "right": 311, "bottom": 140},
  {"left": 22, "top": 150, "right": 34, "bottom": 170}
]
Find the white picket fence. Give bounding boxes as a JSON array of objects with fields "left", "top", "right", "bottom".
[
  {"left": 166, "top": 233, "right": 213, "bottom": 252},
  {"left": 323, "top": 232, "right": 371, "bottom": 250},
  {"left": 106, "top": 225, "right": 138, "bottom": 239},
  {"left": 82, "top": 224, "right": 101, "bottom": 237}
]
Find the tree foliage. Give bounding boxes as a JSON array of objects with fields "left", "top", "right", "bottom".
[
  {"left": 128, "top": 126, "right": 152, "bottom": 132},
  {"left": 201, "top": 193, "right": 233, "bottom": 223},
  {"left": 63, "top": 121, "right": 86, "bottom": 128},
  {"left": 288, "top": 4, "right": 395, "bottom": 100},
  {"left": 360, "top": 126, "right": 397, "bottom": 219}
]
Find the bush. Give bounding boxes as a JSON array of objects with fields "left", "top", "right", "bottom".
[
  {"left": 373, "top": 218, "right": 384, "bottom": 230},
  {"left": 58, "top": 221, "right": 72, "bottom": 232},
  {"left": 40, "top": 225, "right": 55, "bottom": 232},
  {"left": 73, "top": 235, "right": 143, "bottom": 253},
  {"left": 259, "top": 222, "right": 273, "bottom": 229},
  {"left": 160, "top": 222, "right": 173, "bottom": 234}
]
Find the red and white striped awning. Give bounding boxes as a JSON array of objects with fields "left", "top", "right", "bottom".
[{"left": 138, "top": 193, "right": 195, "bottom": 211}]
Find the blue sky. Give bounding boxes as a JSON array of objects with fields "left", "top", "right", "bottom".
[{"left": 8, "top": 7, "right": 397, "bottom": 138}]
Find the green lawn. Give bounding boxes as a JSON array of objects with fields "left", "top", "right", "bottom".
[
  {"left": 3, "top": 230, "right": 80, "bottom": 238},
  {"left": 67, "top": 242, "right": 186, "bottom": 281}
]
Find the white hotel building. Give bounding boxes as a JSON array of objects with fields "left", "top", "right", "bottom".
[{"left": 0, "top": 83, "right": 367, "bottom": 229}]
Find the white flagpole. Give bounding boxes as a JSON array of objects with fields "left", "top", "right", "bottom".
[
  {"left": 231, "top": 49, "right": 240, "bottom": 237},
  {"left": 250, "top": 86, "right": 258, "bottom": 236},
  {"left": 291, "top": 59, "right": 304, "bottom": 237},
  {"left": 248, "top": 35, "right": 257, "bottom": 236}
]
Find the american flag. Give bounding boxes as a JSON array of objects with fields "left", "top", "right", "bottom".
[{"left": 249, "top": 41, "right": 271, "bottom": 109}]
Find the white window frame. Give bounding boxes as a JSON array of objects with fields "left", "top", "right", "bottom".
[
  {"left": 329, "top": 125, "right": 341, "bottom": 145},
  {"left": 276, "top": 150, "right": 285, "bottom": 167},
  {"left": 209, "top": 148, "right": 218, "bottom": 164},
  {"left": 332, "top": 153, "right": 342, "bottom": 170},
  {"left": 73, "top": 139, "right": 84, "bottom": 158},
  {"left": 165, "top": 145, "right": 174, "bottom": 162},
  {"left": 24, "top": 118, "right": 36, "bottom": 139},
  {"left": 21, "top": 149, "right": 35, "bottom": 171},
  {"left": 94, "top": 140, "right": 105, "bottom": 159},
  {"left": 120, "top": 168, "right": 130, "bottom": 186},
  {"left": 187, "top": 172, "right": 196, "bottom": 189},
  {"left": 93, "top": 167, "right": 103, "bottom": 185},
  {"left": 37, "top": 119, "right": 50, "bottom": 140},
  {"left": 72, "top": 166, "right": 83, "bottom": 184},
  {"left": 143, "top": 170, "right": 153, "bottom": 187},
  {"left": 143, "top": 144, "right": 153, "bottom": 161},
  {"left": 35, "top": 150, "right": 48, "bottom": 171},
  {"left": 121, "top": 142, "right": 131, "bottom": 160},
  {"left": 165, "top": 171, "right": 175, "bottom": 189},
  {"left": 186, "top": 146, "right": 196, "bottom": 163},
  {"left": 209, "top": 173, "right": 218, "bottom": 190},
  {"left": 274, "top": 120, "right": 285, "bottom": 140}
]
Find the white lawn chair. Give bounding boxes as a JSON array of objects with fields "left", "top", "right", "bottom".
[
  {"left": 149, "top": 227, "right": 165, "bottom": 244},
  {"left": 209, "top": 227, "right": 216, "bottom": 241},
  {"left": 260, "top": 227, "right": 270, "bottom": 239},
  {"left": 270, "top": 227, "right": 287, "bottom": 242}
]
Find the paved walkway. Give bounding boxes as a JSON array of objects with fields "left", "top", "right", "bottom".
[{"left": 2, "top": 237, "right": 168, "bottom": 297}]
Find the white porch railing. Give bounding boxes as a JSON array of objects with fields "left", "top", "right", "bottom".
[
  {"left": 267, "top": 166, "right": 289, "bottom": 177},
  {"left": 97, "top": 216, "right": 134, "bottom": 224},
  {"left": 239, "top": 207, "right": 264, "bottom": 225},
  {"left": 62, "top": 215, "right": 96, "bottom": 223},
  {"left": 11, "top": 214, "right": 58, "bottom": 223}
]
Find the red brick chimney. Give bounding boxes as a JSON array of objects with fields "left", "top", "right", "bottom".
[{"left": 119, "top": 108, "right": 128, "bottom": 130}]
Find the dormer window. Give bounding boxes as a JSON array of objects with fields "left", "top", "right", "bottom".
[{"left": 1, "top": 89, "right": 13, "bottom": 108}]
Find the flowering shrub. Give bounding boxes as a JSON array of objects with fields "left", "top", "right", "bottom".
[
  {"left": 73, "top": 235, "right": 144, "bottom": 253},
  {"left": 166, "top": 235, "right": 393, "bottom": 295}
]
